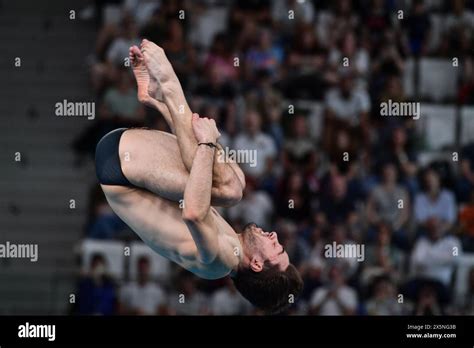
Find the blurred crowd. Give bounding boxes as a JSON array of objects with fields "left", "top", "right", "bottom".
[{"left": 72, "top": 0, "right": 474, "bottom": 315}]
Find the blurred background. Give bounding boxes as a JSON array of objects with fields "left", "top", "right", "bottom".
[{"left": 1, "top": 0, "right": 474, "bottom": 315}]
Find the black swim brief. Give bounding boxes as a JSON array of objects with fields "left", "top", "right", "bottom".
[{"left": 95, "top": 128, "right": 132, "bottom": 186}]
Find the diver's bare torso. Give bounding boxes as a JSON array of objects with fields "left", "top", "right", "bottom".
[
  {"left": 98, "top": 41, "right": 246, "bottom": 281},
  {"left": 102, "top": 183, "right": 241, "bottom": 280}
]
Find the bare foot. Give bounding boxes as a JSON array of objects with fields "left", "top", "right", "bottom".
[
  {"left": 140, "top": 39, "right": 181, "bottom": 90},
  {"left": 129, "top": 45, "right": 175, "bottom": 131},
  {"left": 129, "top": 45, "right": 163, "bottom": 103}
]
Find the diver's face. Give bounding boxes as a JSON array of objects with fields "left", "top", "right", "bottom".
[{"left": 243, "top": 224, "right": 290, "bottom": 271}]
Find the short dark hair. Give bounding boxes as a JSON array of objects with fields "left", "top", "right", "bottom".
[{"left": 232, "top": 263, "right": 303, "bottom": 314}]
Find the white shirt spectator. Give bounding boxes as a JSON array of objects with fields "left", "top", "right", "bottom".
[
  {"left": 414, "top": 189, "right": 457, "bottom": 225},
  {"left": 228, "top": 190, "right": 274, "bottom": 230},
  {"left": 233, "top": 133, "right": 277, "bottom": 177},
  {"left": 210, "top": 287, "right": 251, "bottom": 315},
  {"left": 310, "top": 285, "right": 358, "bottom": 315},
  {"left": 410, "top": 235, "right": 461, "bottom": 286},
  {"left": 325, "top": 88, "right": 370, "bottom": 125},
  {"left": 120, "top": 282, "right": 166, "bottom": 315}
]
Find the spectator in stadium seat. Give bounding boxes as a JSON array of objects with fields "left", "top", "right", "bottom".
[
  {"left": 169, "top": 273, "right": 209, "bottom": 315},
  {"left": 327, "top": 224, "right": 361, "bottom": 278},
  {"left": 194, "top": 64, "right": 237, "bottom": 102},
  {"left": 283, "top": 114, "right": 317, "bottom": 168},
  {"left": 233, "top": 17, "right": 259, "bottom": 53},
  {"left": 284, "top": 24, "right": 330, "bottom": 99},
  {"left": 365, "top": 275, "right": 402, "bottom": 316},
  {"left": 123, "top": 0, "right": 160, "bottom": 30},
  {"left": 356, "top": 148, "right": 379, "bottom": 197},
  {"left": 204, "top": 33, "right": 239, "bottom": 85},
  {"left": 362, "top": 0, "right": 393, "bottom": 45},
  {"left": 300, "top": 257, "right": 325, "bottom": 303},
  {"left": 276, "top": 220, "right": 310, "bottom": 268},
  {"left": 86, "top": 185, "right": 127, "bottom": 240},
  {"left": 405, "top": 0, "right": 432, "bottom": 56},
  {"left": 139, "top": 8, "right": 166, "bottom": 44},
  {"left": 76, "top": 253, "right": 117, "bottom": 315},
  {"left": 444, "top": 0, "right": 474, "bottom": 45},
  {"left": 299, "top": 225, "right": 326, "bottom": 300},
  {"left": 459, "top": 189, "right": 474, "bottom": 251},
  {"left": 323, "top": 72, "right": 370, "bottom": 150},
  {"left": 233, "top": 109, "right": 277, "bottom": 179},
  {"left": 210, "top": 277, "right": 251, "bottom": 315},
  {"left": 376, "top": 126, "right": 419, "bottom": 196},
  {"left": 245, "top": 28, "right": 284, "bottom": 81},
  {"left": 362, "top": 223, "right": 403, "bottom": 286},
  {"left": 410, "top": 216, "right": 461, "bottom": 291},
  {"left": 413, "top": 283, "right": 443, "bottom": 315},
  {"left": 276, "top": 170, "right": 312, "bottom": 223},
  {"left": 228, "top": 177, "right": 274, "bottom": 231},
  {"left": 326, "top": 128, "right": 358, "bottom": 176},
  {"left": 370, "top": 32, "right": 406, "bottom": 100},
  {"left": 72, "top": 69, "right": 145, "bottom": 161},
  {"left": 264, "top": 104, "right": 285, "bottom": 152},
  {"left": 324, "top": 72, "right": 371, "bottom": 125},
  {"left": 328, "top": 30, "right": 370, "bottom": 85},
  {"left": 90, "top": 16, "right": 141, "bottom": 94},
  {"left": 309, "top": 264, "right": 358, "bottom": 316},
  {"left": 414, "top": 168, "right": 457, "bottom": 233},
  {"left": 161, "top": 18, "right": 197, "bottom": 89},
  {"left": 102, "top": 69, "right": 145, "bottom": 122},
  {"left": 319, "top": 174, "right": 357, "bottom": 226},
  {"left": 306, "top": 226, "right": 326, "bottom": 269},
  {"left": 139, "top": 0, "right": 189, "bottom": 43},
  {"left": 118, "top": 256, "right": 167, "bottom": 315},
  {"left": 317, "top": 0, "right": 358, "bottom": 47},
  {"left": 106, "top": 19, "right": 141, "bottom": 67},
  {"left": 377, "top": 75, "right": 407, "bottom": 117},
  {"left": 435, "top": 0, "right": 474, "bottom": 78},
  {"left": 366, "top": 163, "right": 410, "bottom": 249}
]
